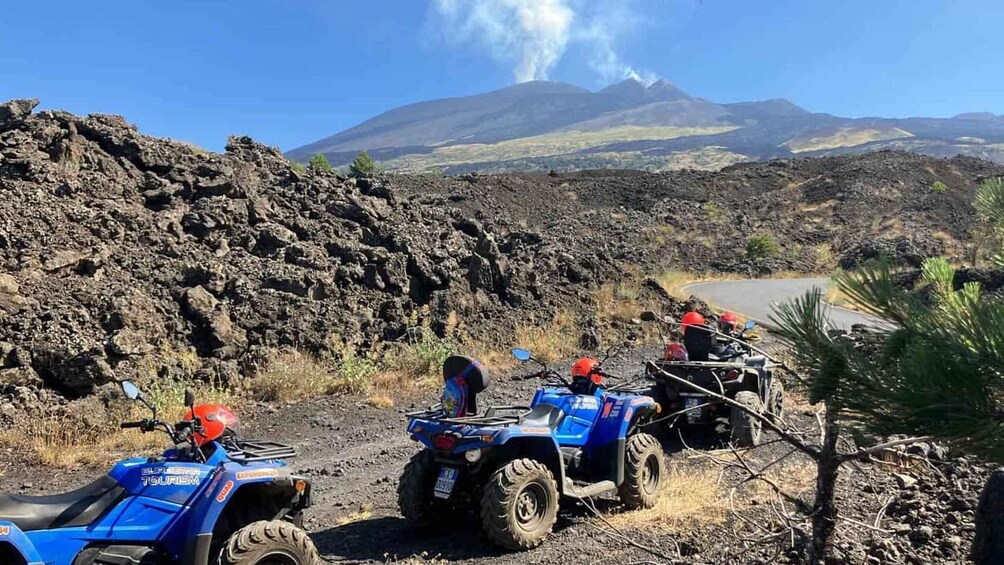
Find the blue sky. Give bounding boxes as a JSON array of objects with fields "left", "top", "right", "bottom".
[{"left": 2, "top": 0, "right": 1001, "bottom": 151}]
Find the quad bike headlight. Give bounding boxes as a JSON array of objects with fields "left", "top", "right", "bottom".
[{"left": 465, "top": 448, "right": 483, "bottom": 463}]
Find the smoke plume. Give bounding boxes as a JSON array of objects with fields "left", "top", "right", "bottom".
[{"left": 431, "top": 0, "right": 655, "bottom": 84}]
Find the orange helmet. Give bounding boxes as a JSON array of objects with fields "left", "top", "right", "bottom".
[
  {"left": 718, "top": 312, "right": 739, "bottom": 333},
  {"left": 681, "top": 312, "right": 706, "bottom": 328},
  {"left": 184, "top": 404, "right": 239, "bottom": 447},
  {"left": 571, "top": 357, "right": 599, "bottom": 379}
]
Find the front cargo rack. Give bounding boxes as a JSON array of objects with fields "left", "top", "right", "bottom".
[{"left": 224, "top": 438, "right": 298, "bottom": 462}]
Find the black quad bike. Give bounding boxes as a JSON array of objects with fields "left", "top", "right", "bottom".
[{"left": 646, "top": 319, "right": 784, "bottom": 447}]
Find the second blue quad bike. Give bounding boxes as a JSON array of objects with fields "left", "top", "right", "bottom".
[
  {"left": 0, "top": 381, "right": 320, "bottom": 565},
  {"left": 399, "top": 349, "right": 666, "bottom": 550}
]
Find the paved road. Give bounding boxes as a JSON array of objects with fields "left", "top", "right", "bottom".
[{"left": 682, "top": 277, "right": 884, "bottom": 331}]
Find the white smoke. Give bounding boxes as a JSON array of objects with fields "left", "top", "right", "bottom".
[
  {"left": 431, "top": 0, "right": 656, "bottom": 84},
  {"left": 433, "top": 0, "right": 573, "bottom": 83}
]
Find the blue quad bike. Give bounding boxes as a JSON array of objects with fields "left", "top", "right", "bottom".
[
  {"left": 0, "top": 381, "right": 320, "bottom": 565},
  {"left": 399, "top": 350, "right": 666, "bottom": 550}
]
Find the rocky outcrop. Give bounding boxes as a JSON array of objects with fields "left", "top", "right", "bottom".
[{"left": 1, "top": 98, "right": 1001, "bottom": 400}]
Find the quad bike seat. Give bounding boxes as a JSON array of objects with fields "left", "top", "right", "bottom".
[
  {"left": 519, "top": 404, "right": 564, "bottom": 430},
  {"left": 683, "top": 328, "right": 714, "bottom": 362},
  {"left": 0, "top": 475, "right": 124, "bottom": 532}
]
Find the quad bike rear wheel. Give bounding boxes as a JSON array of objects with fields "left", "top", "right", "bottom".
[
  {"left": 216, "top": 520, "right": 320, "bottom": 565},
  {"left": 480, "top": 458, "right": 558, "bottom": 550},
  {"left": 731, "top": 391, "right": 764, "bottom": 447},
  {"left": 618, "top": 433, "right": 665, "bottom": 509},
  {"left": 397, "top": 449, "right": 439, "bottom": 527}
]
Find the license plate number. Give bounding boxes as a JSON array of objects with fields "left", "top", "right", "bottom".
[
  {"left": 434, "top": 467, "right": 458, "bottom": 499},
  {"left": 685, "top": 397, "right": 701, "bottom": 410}
]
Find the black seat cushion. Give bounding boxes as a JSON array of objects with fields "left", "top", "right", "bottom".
[
  {"left": 0, "top": 475, "right": 124, "bottom": 532},
  {"left": 684, "top": 328, "right": 714, "bottom": 362},
  {"left": 520, "top": 404, "right": 564, "bottom": 429}
]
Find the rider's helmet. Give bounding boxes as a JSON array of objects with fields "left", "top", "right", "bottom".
[
  {"left": 571, "top": 357, "right": 600, "bottom": 380},
  {"left": 681, "top": 311, "right": 706, "bottom": 332},
  {"left": 718, "top": 312, "right": 740, "bottom": 335},
  {"left": 185, "top": 404, "right": 239, "bottom": 447},
  {"left": 664, "top": 342, "right": 689, "bottom": 361}
]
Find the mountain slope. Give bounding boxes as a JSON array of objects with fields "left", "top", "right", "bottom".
[{"left": 287, "top": 79, "right": 1004, "bottom": 173}]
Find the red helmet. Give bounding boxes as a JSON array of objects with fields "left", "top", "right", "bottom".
[
  {"left": 184, "top": 404, "right": 239, "bottom": 447},
  {"left": 718, "top": 312, "right": 739, "bottom": 333},
  {"left": 664, "top": 342, "right": 688, "bottom": 361},
  {"left": 571, "top": 357, "right": 599, "bottom": 380},
  {"left": 681, "top": 312, "right": 706, "bottom": 329}
]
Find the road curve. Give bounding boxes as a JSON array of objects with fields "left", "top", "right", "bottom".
[{"left": 682, "top": 277, "right": 883, "bottom": 331}]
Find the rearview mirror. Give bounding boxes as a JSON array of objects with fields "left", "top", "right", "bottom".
[
  {"left": 184, "top": 387, "right": 196, "bottom": 409},
  {"left": 745, "top": 320, "right": 756, "bottom": 329},
  {"left": 121, "top": 381, "right": 141, "bottom": 401},
  {"left": 511, "top": 348, "right": 532, "bottom": 361}
]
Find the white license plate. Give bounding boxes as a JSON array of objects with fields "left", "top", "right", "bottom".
[
  {"left": 685, "top": 397, "right": 701, "bottom": 410},
  {"left": 433, "top": 467, "right": 459, "bottom": 499}
]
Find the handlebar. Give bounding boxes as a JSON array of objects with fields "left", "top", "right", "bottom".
[{"left": 120, "top": 420, "right": 148, "bottom": 430}]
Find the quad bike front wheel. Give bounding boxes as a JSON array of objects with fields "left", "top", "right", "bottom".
[
  {"left": 766, "top": 379, "right": 785, "bottom": 425},
  {"left": 619, "top": 432, "right": 665, "bottom": 509},
  {"left": 216, "top": 520, "right": 321, "bottom": 565},
  {"left": 480, "top": 458, "right": 559, "bottom": 550},
  {"left": 731, "top": 391, "right": 764, "bottom": 447}
]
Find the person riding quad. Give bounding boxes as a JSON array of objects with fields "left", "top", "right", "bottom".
[
  {"left": 681, "top": 311, "right": 714, "bottom": 361},
  {"left": 570, "top": 356, "right": 604, "bottom": 394},
  {"left": 681, "top": 311, "right": 746, "bottom": 361},
  {"left": 712, "top": 312, "right": 747, "bottom": 359},
  {"left": 717, "top": 312, "right": 741, "bottom": 338}
]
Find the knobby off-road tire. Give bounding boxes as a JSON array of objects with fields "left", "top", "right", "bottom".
[
  {"left": 618, "top": 433, "right": 665, "bottom": 510},
  {"left": 398, "top": 449, "right": 439, "bottom": 527},
  {"left": 480, "top": 458, "right": 559, "bottom": 551},
  {"left": 731, "top": 391, "right": 764, "bottom": 447},
  {"left": 216, "top": 520, "right": 320, "bottom": 565},
  {"left": 766, "top": 378, "right": 785, "bottom": 425}
]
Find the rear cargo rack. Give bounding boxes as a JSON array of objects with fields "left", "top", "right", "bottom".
[
  {"left": 224, "top": 439, "right": 298, "bottom": 462},
  {"left": 406, "top": 404, "right": 531, "bottom": 428}
]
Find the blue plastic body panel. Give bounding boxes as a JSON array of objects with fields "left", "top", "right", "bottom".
[
  {"left": 2, "top": 443, "right": 298, "bottom": 565},
  {"left": 407, "top": 383, "right": 659, "bottom": 494}
]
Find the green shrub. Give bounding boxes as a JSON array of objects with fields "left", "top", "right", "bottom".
[
  {"left": 746, "top": 234, "right": 780, "bottom": 260},
  {"left": 349, "top": 151, "right": 379, "bottom": 178},
  {"left": 932, "top": 181, "right": 948, "bottom": 193},
  {"left": 289, "top": 161, "right": 306, "bottom": 174},
  {"left": 308, "top": 154, "right": 332, "bottom": 173}
]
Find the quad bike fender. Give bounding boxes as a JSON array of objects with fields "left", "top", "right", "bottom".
[
  {"left": 179, "top": 464, "right": 308, "bottom": 565},
  {"left": 593, "top": 396, "right": 660, "bottom": 443},
  {"left": 0, "top": 521, "right": 44, "bottom": 565},
  {"left": 494, "top": 435, "right": 567, "bottom": 495},
  {"left": 586, "top": 396, "right": 660, "bottom": 486}
]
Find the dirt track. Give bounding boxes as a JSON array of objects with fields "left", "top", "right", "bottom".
[{"left": 248, "top": 344, "right": 980, "bottom": 565}]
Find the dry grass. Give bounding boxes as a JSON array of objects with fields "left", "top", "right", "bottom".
[
  {"left": 511, "top": 310, "right": 579, "bottom": 363},
  {"left": 610, "top": 458, "right": 817, "bottom": 534},
  {"left": 336, "top": 503, "right": 374, "bottom": 526},
  {"left": 0, "top": 379, "right": 242, "bottom": 468},
  {"left": 594, "top": 281, "right": 646, "bottom": 323},
  {"left": 609, "top": 464, "right": 728, "bottom": 532}
]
